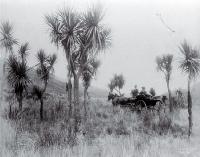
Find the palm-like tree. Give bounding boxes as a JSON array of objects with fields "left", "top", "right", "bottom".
[
  {"left": 45, "top": 9, "right": 83, "bottom": 119},
  {"left": 108, "top": 74, "right": 125, "bottom": 96},
  {"left": 179, "top": 40, "right": 200, "bottom": 137},
  {"left": 82, "top": 58, "right": 100, "bottom": 118},
  {"left": 31, "top": 50, "right": 57, "bottom": 121},
  {"left": 131, "top": 85, "right": 139, "bottom": 97},
  {"left": 0, "top": 21, "right": 18, "bottom": 103},
  {"left": 7, "top": 54, "right": 30, "bottom": 111},
  {"left": 18, "top": 42, "right": 29, "bottom": 63},
  {"left": 149, "top": 88, "right": 156, "bottom": 97},
  {"left": 156, "top": 54, "right": 173, "bottom": 112},
  {"left": 45, "top": 6, "right": 111, "bottom": 120},
  {"left": 175, "top": 89, "right": 184, "bottom": 108},
  {"left": 0, "top": 21, "right": 18, "bottom": 53}
]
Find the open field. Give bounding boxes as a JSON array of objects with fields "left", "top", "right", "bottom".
[{"left": 0, "top": 99, "right": 200, "bottom": 157}]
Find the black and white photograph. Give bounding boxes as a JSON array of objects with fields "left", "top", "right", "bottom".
[{"left": 0, "top": 0, "right": 200, "bottom": 156}]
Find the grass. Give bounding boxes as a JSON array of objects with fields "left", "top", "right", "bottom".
[{"left": 0, "top": 98, "right": 200, "bottom": 157}]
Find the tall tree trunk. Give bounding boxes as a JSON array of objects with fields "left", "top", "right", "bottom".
[
  {"left": 64, "top": 49, "right": 75, "bottom": 119},
  {"left": 73, "top": 75, "right": 80, "bottom": 113},
  {"left": 166, "top": 80, "right": 172, "bottom": 112},
  {"left": 83, "top": 87, "right": 88, "bottom": 121},
  {"left": 9, "top": 104, "right": 12, "bottom": 119},
  {"left": 67, "top": 78, "right": 72, "bottom": 118},
  {"left": 188, "top": 79, "right": 192, "bottom": 137},
  {"left": 0, "top": 52, "right": 6, "bottom": 105},
  {"left": 40, "top": 99, "right": 44, "bottom": 121},
  {"left": 18, "top": 97, "right": 22, "bottom": 111},
  {"left": 73, "top": 74, "right": 80, "bottom": 133}
]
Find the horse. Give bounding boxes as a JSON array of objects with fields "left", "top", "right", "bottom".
[{"left": 108, "top": 92, "right": 134, "bottom": 107}]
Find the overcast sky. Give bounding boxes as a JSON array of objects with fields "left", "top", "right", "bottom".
[{"left": 0, "top": 0, "right": 200, "bottom": 95}]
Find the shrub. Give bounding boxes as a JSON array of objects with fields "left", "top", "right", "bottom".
[{"left": 115, "top": 120, "right": 129, "bottom": 135}]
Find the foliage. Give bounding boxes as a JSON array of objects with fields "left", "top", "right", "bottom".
[
  {"left": 0, "top": 21, "right": 18, "bottom": 53},
  {"left": 179, "top": 40, "right": 200, "bottom": 80},
  {"left": 178, "top": 40, "right": 200, "bottom": 137},
  {"left": 131, "top": 85, "right": 139, "bottom": 97},
  {"left": 108, "top": 74, "right": 125, "bottom": 95},
  {"left": 18, "top": 43, "right": 29, "bottom": 61},
  {"left": 156, "top": 54, "right": 173, "bottom": 112},
  {"left": 45, "top": 6, "right": 111, "bottom": 112},
  {"left": 139, "top": 86, "right": 147, "bottom": 95},
  {"left": 36, "top": 49, "right": 57, "bottom": 82},
  {"left": 6, "top": 44, "right": 30, "bottom": 110},
  {"left": 82, "top": 58, "right": 100, "bottom": 90},
  {"left": 156, "top": 54, "right": 173, "bottom": 81},
  {"left": 45, "top": 6, "right": 111, "bottom": 74},
  {"left": 149, "top": 88, "right": 156, "bottom": 96},
  {"left": 173, "top": 89, "right": 186, "bottom": 109},
  {"left": 0, "top": 21, "right": 18, "bottom": 105},
  {"left": 7, "top": 56, "right": 30, "bottom": 94},
  {"left": 31, "top": 49, "right": 57, "bottom": 120}
]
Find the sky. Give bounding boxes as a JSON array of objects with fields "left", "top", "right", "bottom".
[{"left": 0, "top": 0, "right": 200, "bottom": 95}]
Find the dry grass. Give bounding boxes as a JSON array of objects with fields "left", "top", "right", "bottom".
[{"left": 0, "top": 99, "right": 200, "bottom": 157}]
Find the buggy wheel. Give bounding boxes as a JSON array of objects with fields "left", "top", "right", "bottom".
[
  {"left": 136, "top": 100, "right": 147, "bottom": 113},
  {"left": 129, "top": 103, "right": 136, "bottom": 111}
]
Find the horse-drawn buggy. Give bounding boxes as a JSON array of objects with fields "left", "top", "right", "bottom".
[{"left": 108, "top": 92, "right": 164, "bottom": 112}]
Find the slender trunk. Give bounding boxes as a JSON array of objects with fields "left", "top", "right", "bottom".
[
  {"left": 166, "top": 80, "right": 172, "bottom": 112},
  {"left": 73, "top": 74, "right": 80, "bottom": 133},
  {"left": 118, "top": 87, "right": 121, "bottom": 96},
  {"left": 67, "top": 78, "right": 72, "bottom": 118},
  {"left": 18, "top": 96, "right": 22, "bottom": 111},
  {"left": 9, "top": 104, "right": 12, "bottom": 119},
  {"left": 188, "top": 79, "right": 192, "bottom": 137},
  {"left": 73, "top": 74, "right": 80, "bottom": 114},
  {"left": 40, "top": 80, "right": 48, "bottom": 121},
  {"left": 0, "top": 52, "right": 6, "bottom": 104},
  {"left": 83, "top": 87, "right": 88, "bottom": 121},
  {"left": 40, "top": 99, "right": 44, "bottom": 121},
  {"left": 64, "top": 48, "right": 75, "bottom": 119}
]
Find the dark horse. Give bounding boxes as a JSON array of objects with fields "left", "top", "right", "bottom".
[{"left": 108, "top": 92, "right": 135, "bottom": 107}]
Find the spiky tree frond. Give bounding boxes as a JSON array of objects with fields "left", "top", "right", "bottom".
[
  {"left": 82, "top": 6, "right": 111, "bottom": 51},
  {"left": 108, "top": 74, "right": 125, "bottom": 95},
  {"left": 83, "top": 5, "right": 104, "bottom": 29},
  {"left": 37, "top": 49, "right": 47, "bottom": 64},
  {"left": 59, "top": 9, "right": 83, "bottom": 52},
  {"left": 82, "top": 71, "right": 92, "bottom": 88},
  {"left": 0, "top": 21, "right": 18, "bottom": 53},
  {"left": 47, "top": 53, "right": 57, "bottom": 68},
  {"left": 98, "top": 27, "right": 111, "bottom": 50},
  {"left": 108, "top": 81, "right": 115, "bottom": 92},
  {"left": 45, "top": 6, "right": 111, "bottom": 74},
  {"left": 45, "top": 15, "right": 62, "bottom": 47},
  {"left": 36, "top": 50, "right": 57, "bottom": 82},
  {"left": 90, "top": 59, "right": 100, "bottom": 72},
  {"left": 179, "top": 40, "right": 200, "bottom": 79},
  {"left": 7, "top": 55, "right": 30, "bottom": 97},
  {"left": 46, "top": 9, "right": 82, "bottom": 51},
  {"left": 82, "top": 59, "right": 100, "bottom": 78},
  {"left": 31, "top": 85, "right": 43, "bottom": 100},
  {"left": 156, "top": 54, "right": 173, "bottom": 81},
  {"left": 34, "top": 50, "right": 57, "bottom": 121},
  {"left": 36, "top": 49, "right": 48, "bottom": 80},
  {"left": 82, "top": 58, "right": 100, "bottom": 89},
  {"left": 113, "top": 74, "right": 125, "bottom": 90},
  {"left": 18, "top": 42, "right": 29, "bottom": 62}
]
